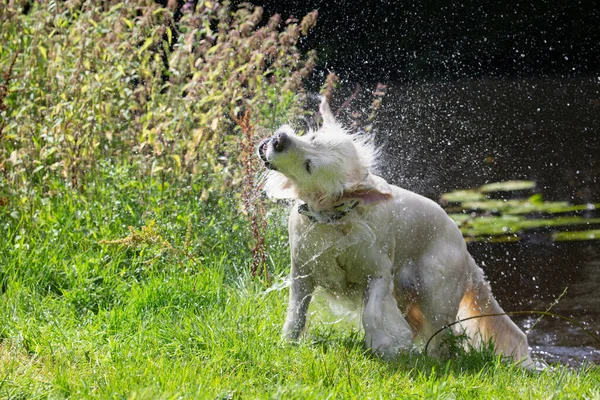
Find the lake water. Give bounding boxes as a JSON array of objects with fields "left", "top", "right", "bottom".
[{"left": 376, "top": 77, "right": 600, "bottom": 367}]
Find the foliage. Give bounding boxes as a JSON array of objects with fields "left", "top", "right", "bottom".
[
  {"left": 0, "top": 0, "right": 317, "bottom": 197},
  {"left": 442, "top": 180, "right": 600, "bottom": 242}
]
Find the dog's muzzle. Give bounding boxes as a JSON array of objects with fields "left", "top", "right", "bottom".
[{"left": 257, "top": 130, "right": 288, "bottom": 170}]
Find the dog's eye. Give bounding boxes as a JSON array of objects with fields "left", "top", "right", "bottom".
[{"left": 304, "top": 160, "right": 312, "bottom": 174}]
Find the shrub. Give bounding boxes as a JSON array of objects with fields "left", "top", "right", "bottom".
[{"left": 0, "top": 0, "right": 317, "bottom": 196}]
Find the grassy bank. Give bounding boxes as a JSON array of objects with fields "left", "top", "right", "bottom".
[{"left": 1, "top": 168, "right": 599, "bottom": 399}]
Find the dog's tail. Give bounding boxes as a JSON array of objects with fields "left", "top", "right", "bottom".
[{"left": 457, "top": 258, "right": 534, "bottom": 368}]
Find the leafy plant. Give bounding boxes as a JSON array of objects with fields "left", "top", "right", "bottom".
[
  {"left": 0, "top": 0, "right": 317, "bottom": 197},
  {"left": 441, "top": 180, "right": 600, "bottom": 242}
]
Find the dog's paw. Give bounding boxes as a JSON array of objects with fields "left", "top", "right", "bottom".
[{"left": 365, "top": 331, "right": 401, "bottom": 360}]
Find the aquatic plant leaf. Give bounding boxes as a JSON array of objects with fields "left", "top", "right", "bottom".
[
  {"left": 487, "top": 235, "right": 521, "bottom": 243},
  {"left": 479, "top": 180, "right": 536, "bottom": 192},
  {"left": 461, "top": 199, "right": 600, "bottom": 215},
  {"left": 460, "top": 199, "right": 528, "bottom": 213},
  {"left": 551, "top": 230, "right": 600, "bottom": 241},
  {"left": 447, "top": 213, "right": 473, "bottom": 224},
  {"left": 460, "top": 216, "right": 600, "bottom": 237},
  {"left": 508, "top": 203, "right": 600, "bottom": 214},
  {"left": 441, "top": 190, "right": 486, "bottom": 203},
  {"left": 528, "top": 194, "right": 544, "bottom": 204},
  {"left": 441, "top": 182, "right": 537, "bottom": 203},
  {"left": 465, "top": 235, "right": 521, "bottom": 243}
]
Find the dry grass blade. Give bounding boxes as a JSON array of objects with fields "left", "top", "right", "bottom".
[
  {"left": 234, "top": 109, "right": 269, "bottom": 282},
  {"left": 0, "top": 50, "right": 20, "bottom": 138},
  {"left": 99, "top": 220, "right": 200, "bottom": 268}
]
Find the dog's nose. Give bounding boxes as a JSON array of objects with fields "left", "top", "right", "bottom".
[{"left": 272, "top": 130, "right": 288, "bottom": 152}]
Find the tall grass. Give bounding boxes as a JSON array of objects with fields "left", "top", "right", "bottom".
[{"left": 0, "top": 0, "right": 316, "bottom": 196}]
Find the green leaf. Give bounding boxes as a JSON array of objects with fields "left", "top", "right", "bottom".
[
  {"left": 441, "top": 190, "right": 485, "bottom": 203},
  {"left": 552, "top": 230, "right": 600, "bottom": 241},
  {"left": 121, "top": 18, "right": 134, "bottom": 30},
  {"left": 38, "top": 45, "right": 47, "bottom": 60},
  {"left": 138, "top": 38, "right": 153, "bottom": 57},
  {"left": 528, "top": 193, "right": 544, "bottom": 204},
  {"left": 172, "top": 154, "right": 181, "bottom": 168},
  {"left": 460, "top": 216, "right": 600, "bottom": 237},
  {"left": 447, "top": 213, "right": 473, "bottom": 225},
  {"left": 460, "top": 199, "right": 600, "bottom": 215},
  {"left": 479, "top": 180, "right": 536, "bottom": 192}
]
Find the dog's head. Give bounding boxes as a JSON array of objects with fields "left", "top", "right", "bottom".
[{"left": 258, "top": 98, "right": 391, "bottom": 211}]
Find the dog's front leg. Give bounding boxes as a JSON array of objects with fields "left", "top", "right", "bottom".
[
  {"left": 282, "top": 264, "right": 314, "bottom": 340},
  {"left": 363, "top": 275, "right": 413, "bottom": 359}
]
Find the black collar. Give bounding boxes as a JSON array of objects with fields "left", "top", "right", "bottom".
[{"left": 297, "top": 200, "right": 359, "bottom": 224}]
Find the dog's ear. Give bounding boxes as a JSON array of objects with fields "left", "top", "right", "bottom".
[
  {"left": 319, "top": 96, "right": 336, "bottom": 126},
  {"left": 340, "top": 176, "right": 393, "bottom": 205},
  {"left": 341, "top": 188, "right": 392, "bottom": 205}
]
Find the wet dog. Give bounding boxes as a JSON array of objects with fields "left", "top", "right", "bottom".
[{"left": 258, "top": 98, "right": 533, "bottom": 366}]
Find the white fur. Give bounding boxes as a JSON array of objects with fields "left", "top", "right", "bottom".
[{"left": 259, "top": 98, "right": 533, "bottom": 366}]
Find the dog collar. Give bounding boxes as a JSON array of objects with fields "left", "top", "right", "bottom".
[{"left": 297, "top": 200, "right": 359, "bottom": 224}]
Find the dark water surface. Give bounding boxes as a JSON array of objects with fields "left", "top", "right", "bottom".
[
  {"left": 377, "top": 77, "right": 600, "bottom": 366},
  {"left": 470, "top": 240, "right": 600, "bottom": 367}
]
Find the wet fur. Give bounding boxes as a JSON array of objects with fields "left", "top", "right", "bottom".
[{"left": 259, "top": 98, "right": 533, "bottom": 366}]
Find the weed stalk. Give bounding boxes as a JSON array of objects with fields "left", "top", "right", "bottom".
[{"left": 234, "top": 110, "right": 268, "bottom": 282}]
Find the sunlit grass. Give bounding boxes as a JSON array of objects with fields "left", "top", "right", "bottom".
[{"left": 1, "top": 168, "right": 599, "bottom": 399}]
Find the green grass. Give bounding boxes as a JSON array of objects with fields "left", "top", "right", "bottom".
[{"left": 1, "top": 166, "right": 599, "bottom": 399}]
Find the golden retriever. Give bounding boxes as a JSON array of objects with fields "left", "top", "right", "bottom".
[{"left": 257, "top": 98, "right": 533, "bottom": 367}]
